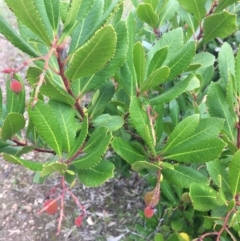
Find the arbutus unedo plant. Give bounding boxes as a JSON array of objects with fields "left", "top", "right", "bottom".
[{"left": 0, "top": 0, "right": 240, "bottom": 240}]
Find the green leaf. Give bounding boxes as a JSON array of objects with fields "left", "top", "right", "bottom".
[
  {"left": 163, "top": 116, "right": 226, "bottom": 163},
  {"left": 48, "top": 100, "right": 75, "bottom": 153},
  {"left": 77, "top": 160, "right": 114, "bottom": 187},
  {"left": 147, "top": 28, "right": 183, "bottom": 68},
  {"left": 215, "top": 0, "right": 238, "bottom": 12},
  {"left": 41, "top": 162, "right": 68, "bottom": 177},
  {"left": 43, "top": 0, "right": 60, "bottom": 31},
  {"left": 206, "top": 82, "right": 236, "bottom": 141},
  {"left": 164, "top": 41, "right": 196, "bottom": 82},
  {"left": 63, "top": 0, "right": 83, "bottom": 30},
  {"left": 169, "top": 99, "right": 179, "bottom": 127},
  {"left": 132, "top": 161, "right": 160, "bottom": 172},
  {"left": 162, "top": 165, "right": 208, "bottom": 188},
  {"left": 136, "top": 3, "right": 159, "bottom": 28},
  {"left": 65, "top": 25, "right": 117, "bottom": 80},
  {"left": 150, "top": 73, "right": 193, "bottom": 105},
  {"left": 229, "top": 150, "right": 240, "bottom": 196},
  {"left": 236, "top": 47, "right": 240, "bottom": 96},
  {"left": 67, "top": 0, "right": 106, "bottom": 52},
  {"left": 5, "top": 0, "right": 53, "bottom": 45},
  {"left": 203, "top": 12, "right": 237, "bottom": 43},
  {"left": 206, "top": 160, "right": 231, "bottom": 193},
  {"left": 111, "top": 137, "right": 146, "bottom": 164},
  {"left": 92, "top": 114, "right": 124, "bottom": 132},
  {"left": 88, "top": 81, "right": 115, "bottom": 118},
  {"left": 164, "top": 114, "right": 200, "bottom": 153},
  {"left": 73, "top": 21, "right": 128, "bottom": 96},
  {"left": 129, "top": 97, "right": 153, "bottom": 147},
  {"left": 133, "top": 42, "right": 146, "bottom": 87},
  {"left": 1, "top": 113, "right": 25, "bottom": 141},
  {"left": 140, "top": 66, "right": 170, "bottom": 92},
  {"left": 0, "top": 15, "right": 38, "bottom": 57},
  {"left": 147, "top": 46, "right": 168, "bottom": 77},
  {"left": 218, "top": 42, "right": 235, "bottom": 89},
  {"left": 72, "top": 127, "right": 111, "bottom": 169},
  {"left": 192, "top": 52, "right": 215, "bottom": 69},
  {"left": 28, "top": 100, "right": 62, "bottom": 156},
  {"left": 69, "top": 0, "right": 121, "bottom": 51},
  {"left": 6, "top": 77, "right": 25, "bottom": 114},
  {"left": 3, "top": 153, "right": 43, "bottom": 171},
  {"left": 27, "top": 67, "right": 75, "bottom": 106},
  {"left": 68, "top": 116, "right": 88, "bottom": 158},
  {"left": 161, "top": 179, "right": 178, "bottom": 204},
  {"left": 158, "top": 0, "right": 180, "bottom": 26},
  {"left": 177, "top": 0, "right": 207, "bottom": 23},
  {"left": 190, "top": 183, "right": 223, "bottom": 211}
]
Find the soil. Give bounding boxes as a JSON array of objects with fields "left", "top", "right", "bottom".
[{"left": 0, "top": 1, "right": 146, "bottom": 240}]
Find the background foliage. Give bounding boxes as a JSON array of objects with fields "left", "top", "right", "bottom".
[{"left": 0, "top": 0, "right": 240, "bottom": 240}]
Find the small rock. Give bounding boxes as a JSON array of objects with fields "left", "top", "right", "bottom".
[
  {"left": 23, "top": 205, "right": 32, "bottom": 213},
  {"left": 11, "top": 203, "right": 18, "bottom": 212}
]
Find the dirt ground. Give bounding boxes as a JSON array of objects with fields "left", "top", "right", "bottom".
[{"left": 0, "top": 1, "right": 146, "bottom": 240}]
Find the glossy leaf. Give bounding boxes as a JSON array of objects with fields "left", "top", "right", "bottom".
[
  {"left": 3, "top": 153, "right": 43, "bottom": 171},
  {"left": 28, "top": 100, "right": 62, "bottom": 156},
  {"left": 164, "top": 114, "right": 200, "bottom": 153},
  {"left": 164, "top": 41, "right": 196, "bottom": 82},
  {"left": 147, "top": 28, "right": 183, "bottom": 67},
  {"left": 66, "top": 25, "right": 116, "bottom": 80},
  {"left": 177, "top": 0, "right": 207, "bottom": 23},
  {"left": 73, "top": 21, "right": 128, "bottom": 96},
  {"left": 162, "top": 165, "right": 208, "bottom": 188},
  {"left": 161, "top": 179, "right": 178, "bottom": 204},
  {"left": 92, "top": 114, "right": 124, "bottom": 132},
  {"left": 1, "top": 113, "right": 25, "bottom": 141},
  {"left": 88, "top": 81, "right": 115, "bottom": 118},
  {"left": 133, "top": 42, "right": 146, "bottom": 86},
  {"left": 0, "top": 15, "right": 38, "bottom": 57},
  {"left": 5, "top": 0, "right": 53, "bottom": 45},
  {"left": 48, "top": 100, "right": 75, "bottom": 153},
  {"left": 136, "top": 3, "right": 158, "bottom": 28},
  {"left": 229, "top": 151, "right": 240, "bottom": 196},
  {"left": 203, "top": 12, "right": 237, "bottom": 43},
  {"left": 131, "top": 161, "right": 160, "bottom": 172},
  {"left": 163, "top": 116, "right": 225, "bottom": 163},
  {"left": 150, "top": 73, "right": 193, "bottom": 105},
  {"left": 206, "top": 160, "right": 231, "bottom": 193},
  {"left": 72, "top": 127, "right": 111, "bottom": 169},
  {"left": 206, "top": 82, "right": 236, "bottom": 141},
  {"left": 158, "top": 0, "right": 180, "bottom": 26},
  {"left": 41, "top": 162, "right": 68, "bottom": 177},
  {"left": 63, "top": 0, "right": 83, "bottom": 30},
  {"left": 43, "top": 0, "right": 60, "bottom": 31},
  {"left": 78, "top": 160, "right": 114, "bottom": 187},
  {"left": 215, "top": 0, "right": 238, "bottom": 12},
  {"left": 190, "top": 183, "right": 223, "bottom": 211},
  {"left": 68, "top": 116, "right": 88, "bottom": 158},
  {"left": 218, "top": 42, "right": 235, "bottom": 88},
  {"left": 111, "top": 137, "right": 146, "bottom": 164},
  {"left": 140, "top": 66, "right": 170, "bottom": 92},
  {"left": 130, "top": 97, "right": 153, "bottom": 147},
  {"left": 147, "top": 46, "right": 168, "bottom": 77}
]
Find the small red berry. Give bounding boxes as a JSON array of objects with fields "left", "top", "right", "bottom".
[
  {"left": 75, "top": 216, "right": 82, "bottom": 227},
  {"left": 43, "top": 199, "right": 58, "bottom": 215},
  {"left": 10, "top": 80, "right": 22, "bottom": 93},
  {"left": 144, "top": 206, "right": 154, "bottom": 218}
]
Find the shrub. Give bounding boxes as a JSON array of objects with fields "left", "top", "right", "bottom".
[{"left": 0, "top": 0, "right": 240, "bottom": 240}]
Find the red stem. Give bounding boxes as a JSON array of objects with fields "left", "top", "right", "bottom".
[{"left": 56, "top": 47, "right": 85, "bottom": 119}]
